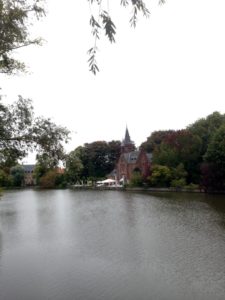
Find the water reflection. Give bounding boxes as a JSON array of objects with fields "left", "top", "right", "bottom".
[
  {"left": 0, "top": 190, "right": 224, "bottom": 300},
  {"left": 0, "top": 196, "right": 18, "bottom": 232},
  {"left": 206, "top": 196, "right": 225, "bottom": 230},
  {"left": 0, "top": 231, "right": 2, "bottom": 264}
]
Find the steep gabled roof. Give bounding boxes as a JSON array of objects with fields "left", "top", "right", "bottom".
[
  {"left": 122, "top": 151, "right": 140, "bottom": 164},
  {"left": 120, "top": 150, "right": 152, "bottom": 164}
]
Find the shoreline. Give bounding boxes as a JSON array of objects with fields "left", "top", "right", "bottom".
[
  {"left": 2, "top": 186, "right": 225, "bottom": 195},
  {"left": 70, "top": 186, "right": 225, "bottom": 194},
  {"left": 70, "top": 185, "right": 206, "bottom": 193}
]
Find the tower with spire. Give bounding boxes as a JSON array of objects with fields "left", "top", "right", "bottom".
[
  {"left": 116, "top": 126, "right": 152, "bottom": 184},
  {"left": 121, "top": 126, "right": 135, "bottom": 153}
]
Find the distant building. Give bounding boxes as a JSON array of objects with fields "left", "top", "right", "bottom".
[
  {"left": 22, "top": 164, "right": 36, "bottom": 186},
  {"left": 21, "top": 165, "right": 65, "bottom": 186},
  {"left": 116, "top": 127, "right": 152, "bottom": 184}
]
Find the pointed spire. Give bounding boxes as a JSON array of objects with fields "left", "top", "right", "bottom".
[
  {"left": 124, "top": 126, "right": 131, "bottom": 144},
  {"left": 122, "top": 125, "right": 134, "bottom": 147}
]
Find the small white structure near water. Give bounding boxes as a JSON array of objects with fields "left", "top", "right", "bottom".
[{"left": 96, "top": 178, "right": 119, "bottom": 187}]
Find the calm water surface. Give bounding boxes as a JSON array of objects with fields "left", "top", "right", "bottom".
[{"left": 0, "top": 189, "right": 225, "bottom": 300}]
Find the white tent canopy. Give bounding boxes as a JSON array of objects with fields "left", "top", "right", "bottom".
[
  {"left": 101, "top": 179, "right": 116, "bottom": 183},
  {"left": 96, "top": 178, "right": 117, "bottom": 186}
]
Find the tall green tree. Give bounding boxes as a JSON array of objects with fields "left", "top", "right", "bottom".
[
  {"left": 202, "top": 124, "right": 225, "bottom": 191},
  {"left": 0, "top": 0, "right": 45, "bottom": 74},
  {"left": 73, "top": 140, "right": 121, "bottom": 180},
  {"left": 153, "top": 130, "right": 202, "bottom": 183},
  {"left": 66, "top": 149, "right": 84, "bottom": 184},
  {"left": 205, "top": 124, "right": 225, "bottom": 167},
  {"left": 188, "top": 111, "right": 225, "bottom": 156},
  {"left": 0, "top": 96, "right": 70, "bottom": 170},
  {"left": 141, "top": 130, "right": 174, "bottom": 153}
]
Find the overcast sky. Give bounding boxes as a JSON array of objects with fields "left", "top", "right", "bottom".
[{"left": 1, "top": 0, "right": 225, "bottom": 163}]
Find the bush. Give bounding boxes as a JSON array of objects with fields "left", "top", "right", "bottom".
[
  {"left": 0, "top": 170, "right": 12, "bottom": 187},
  {"left": 39, "top": 170, "right": 57, "bottom": 188},
  {"left": 148, "top": 165, "right": 172, "bottom": 187},
  {"left": 170, "top": 178, "right": 186, "bottom": 189},
  {"left": 55, "top": 174, "right": 67, "bottom": 189},
  {"left": 184, "top": 183, "right": 199, "bottom": 191},
  {"left": 129, "top": 172, "right": 143, "bottom": 187}
]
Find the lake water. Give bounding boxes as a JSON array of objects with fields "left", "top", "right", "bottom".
[{"left": 0, "top": 189, "right": 225, "bottom": 300}]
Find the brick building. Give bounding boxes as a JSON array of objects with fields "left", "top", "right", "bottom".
[{"left": 116, "top": 127, "right": 152, "bottom": 184}]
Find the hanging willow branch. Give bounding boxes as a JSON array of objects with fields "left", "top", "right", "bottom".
[
  {"left": 87, "top": 0, "right": 165, "bottom": 75},
  {"left": 101, "top": 10, "right": 116, "bottom": 43}
]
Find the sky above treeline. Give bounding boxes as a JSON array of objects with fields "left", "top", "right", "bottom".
[{"left": 1, "top": 0, "right": 225, "bottom": 163}]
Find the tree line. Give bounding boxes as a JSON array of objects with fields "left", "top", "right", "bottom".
[
  {"left": 32, "top": 140, "right": 122, "bottom": 188},
  {"left": 0, "top": 132, "right": 122, "bottom": 188},
  {"left": 2, "top": 109, "right": 225, "bottom": 192},
  {"left": 140, "top": 111, "right": 225, "bottom": 191}
]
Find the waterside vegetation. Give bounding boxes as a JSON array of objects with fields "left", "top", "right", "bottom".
[{"left": 1, "top": 110, "right": 225, "bottom": 193}]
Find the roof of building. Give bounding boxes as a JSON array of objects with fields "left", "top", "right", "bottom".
[
  {"left": 121, "top": 150, "right": 152, "bottom": 164},
  {"left": 22, "top": 164, "right": 35, "bottom": 172},
  {"left": 123, "top": 151, "right": 139, "bottom": 163}
]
